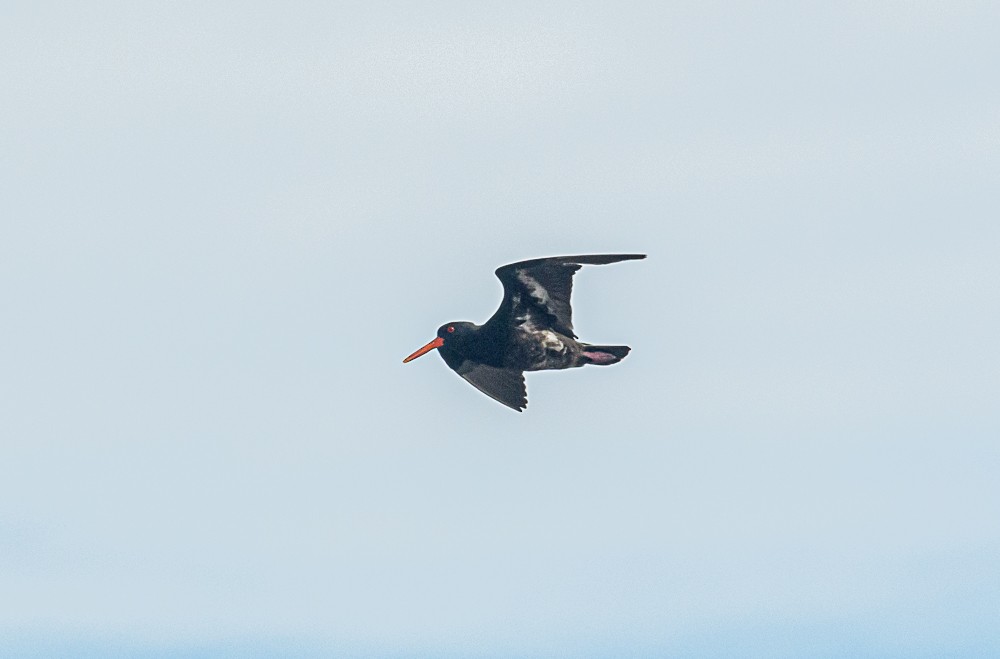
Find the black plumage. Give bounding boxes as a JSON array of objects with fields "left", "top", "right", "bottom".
[{"left": 403, "top": 254, "right": 645, "bottom": 411}]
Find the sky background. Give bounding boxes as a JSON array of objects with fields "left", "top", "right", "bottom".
[{"left": 2, "top": 1, "right": 999, "bottom": 657}]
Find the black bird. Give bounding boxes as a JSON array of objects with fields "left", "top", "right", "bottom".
[{"left": 403, "top": 254, "right": 646, "bottom": 411}]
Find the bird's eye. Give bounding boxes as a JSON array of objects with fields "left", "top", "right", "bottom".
[{"left": 447, "top": 326, "right": 455, "bottom": 333}]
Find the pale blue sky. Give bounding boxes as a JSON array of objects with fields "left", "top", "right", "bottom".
[{"left": 2, "top": 1, "right": 999, "bottom": 657}]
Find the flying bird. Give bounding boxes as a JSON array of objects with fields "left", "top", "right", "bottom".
[{"left": 403, "top": 254, "right": 646, "bottom": 411}]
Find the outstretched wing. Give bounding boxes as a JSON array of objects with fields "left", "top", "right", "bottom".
[
  {"left": 454, "top": 362, "right": 527, "bottom": 411},
  {"left": 488, "top": 254, "right": 646, "bottom": 338},
  {"left": 439, "top": 348, "right": 527, "bottom": 411},
  {"left": 457, "top": 362, "right": 527, "bottom": 412}
]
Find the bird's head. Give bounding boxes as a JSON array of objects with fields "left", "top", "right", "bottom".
[{"left": 402, "top": 322, "right": 477, "bottom": 363}]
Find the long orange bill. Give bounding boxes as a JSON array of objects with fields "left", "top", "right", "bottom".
[{"left": 403, "top": 337, "right": 444, "bottom": 363}]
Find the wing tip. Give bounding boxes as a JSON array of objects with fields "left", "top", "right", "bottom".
[
  {"left": 507, "top": 395, "right": 528, "bottom": 412},
  {"left": 598, "top": 253, "right": 646, "bottom": 262}
]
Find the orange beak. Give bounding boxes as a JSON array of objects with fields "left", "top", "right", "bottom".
[{"left": 403, "top": 336, "right": 444, "bottom": 363}]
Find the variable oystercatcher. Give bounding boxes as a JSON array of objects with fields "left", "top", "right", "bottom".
[{"left": 403, "top": 254, "right": 646, "bottom": 411}]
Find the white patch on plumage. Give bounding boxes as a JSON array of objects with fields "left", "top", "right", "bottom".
[
  {"left": 519, "top": 316, "right": 568, "bottom": 353},
  {"left": 512, "top": 291, "right": 533, "bottom": 325},
  {"left": 520, "top": 316, "right": 541, "bottom": 333},
  {"left": 517, "top": 271, "right": 551, "bottom": 310},
  {"left": 537, "top": 330, "right": 565, "bottom": 352}
]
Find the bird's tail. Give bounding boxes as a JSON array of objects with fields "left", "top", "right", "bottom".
[{"left": 580, "top": 345, "right": 631, "bottom": 365}]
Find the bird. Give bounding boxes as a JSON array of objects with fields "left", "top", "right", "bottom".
[{"left": 402, "top": 254, "right": 646, "bottom": 411}]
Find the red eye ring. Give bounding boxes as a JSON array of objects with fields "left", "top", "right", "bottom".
[{"left": 447, "top": 326, "right": 455, "bottom": 333}]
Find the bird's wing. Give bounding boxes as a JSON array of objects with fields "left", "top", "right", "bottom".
[
  {"left": 489, "top": 254, "right": 646, "bottom": 338},
  {"left": 452, "top": 359, "right": 527, "bottom": 412}
]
